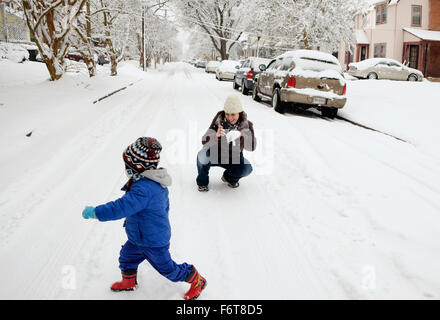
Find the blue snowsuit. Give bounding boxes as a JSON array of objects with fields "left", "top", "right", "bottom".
[{"left": 94, "top": 169, "right": 192, "bottom": 282}]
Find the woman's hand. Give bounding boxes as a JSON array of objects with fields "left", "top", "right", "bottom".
[{"left": 216, "top": 125, "right": 226, "bottom": 138}]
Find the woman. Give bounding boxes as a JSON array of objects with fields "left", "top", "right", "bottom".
[{"left": 196, "top": 95, "right": 257, "bottom": 192}]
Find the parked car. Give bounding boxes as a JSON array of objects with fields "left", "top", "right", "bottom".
[
  {"left": 215, "top": 60, "right": 241, "bottom": 81},
  {"left": 196, "top": 60, "right": 207, "bottom": 68},
  {"left": 233, "top": 57, "right": 272, "bottom": 95},
  {"left": 252, "top": 49, "right": 347, "bottom": 118},
  {"left": 66, "top": 53, "right": 83, "bottom": 62},
  {"left": 348, "top": 58, "right": 423, "bottom": 81},
  {"left": 205, "top": 60, "right": 221, "bottom": 73},
  {"left": 97, "top": 54, "right": 109, "bottom": 65}
]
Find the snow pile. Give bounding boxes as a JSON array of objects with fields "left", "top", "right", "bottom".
[
  {"left": 342, "top": 79, "right": 440, "bottom": 159},
  {"left": 0, "top": 42, "right": 29, "bottom": 63}
]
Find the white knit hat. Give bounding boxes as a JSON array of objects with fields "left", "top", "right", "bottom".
[{"left": 224, "top": 95, "right": 243, "bottom": 114}]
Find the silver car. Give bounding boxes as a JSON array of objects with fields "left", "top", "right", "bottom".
[
  {"left": 205, "top": 61, "right": 220, "bottom": 73},
  {"left": 348, "top": 58, "right": 423, "bottom": 81},
  {"left": 216, "top": 60, "right": 240, "bottom": 81}
]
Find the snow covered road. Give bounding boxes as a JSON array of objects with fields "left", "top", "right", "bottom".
[{"left": 0, "top": 61, "right": 439, "bottom": 299}]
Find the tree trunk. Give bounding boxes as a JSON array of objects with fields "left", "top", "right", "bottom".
[
  {"left": 303, "top": 29, "right": 310, "bottom": 50},
  {"left": 85, "top": 0, "right": 96, "bottom": 77},
  {"left": 220, "top": 39, "right": 228, "bottom": 60},
  {"left": 110, "top": 53, "right": 118, "bottom": 76}
]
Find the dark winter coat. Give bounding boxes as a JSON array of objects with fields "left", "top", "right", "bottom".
[
  {"left": 201, "top": 111, "right": 256, "bottom": 164},
  {"left": 95, "top": 169, "right": 172, "bottom": 248}
]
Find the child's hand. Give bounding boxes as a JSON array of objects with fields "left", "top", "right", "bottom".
[{"left": 82, "top": 206, "right": 96, "bottom": 219}]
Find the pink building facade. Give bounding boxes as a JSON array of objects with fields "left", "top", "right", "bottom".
[{"left": 338, "top": 0, "right": 440, "bottom": 78}]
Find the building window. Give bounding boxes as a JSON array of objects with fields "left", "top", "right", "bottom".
[
  {"left": 374, "top": 43, "right": 386, "bottom": 58},
  {"left": 376, "top": 3, "right": 387, "bottom": 24},
  {"left": 412, "top": 5, "right": 422, "bottom": 26}
]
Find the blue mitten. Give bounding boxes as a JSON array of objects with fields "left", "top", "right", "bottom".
[{"left": 82, "top": 206, "right": 96, "bottom": 219}]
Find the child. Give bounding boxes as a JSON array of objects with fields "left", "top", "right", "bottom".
[{"left": 82, "top": 137, "right": 206, "bottom": 300}]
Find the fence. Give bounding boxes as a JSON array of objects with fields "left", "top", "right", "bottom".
[{"left": 0, "top": 4, "right": 30, "bottom": 42}]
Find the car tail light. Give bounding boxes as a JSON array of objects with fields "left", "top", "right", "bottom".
[
  {"left": 287, "top": 77, "right": 296, "bottom": 88},
  {"left": 246, "top": 69, "right": 254, "bottom": 79},
  {"left": 342, "top": 84, "right": 347, "bottom": 95}
]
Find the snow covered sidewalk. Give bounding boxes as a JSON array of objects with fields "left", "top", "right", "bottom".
[{"left": 0, "top": 61, "right": 439, "bottom": 299}]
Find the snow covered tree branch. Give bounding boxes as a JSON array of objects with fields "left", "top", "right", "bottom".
[{"left": 174, "top": 0, "right": 247, "bottom": 60}]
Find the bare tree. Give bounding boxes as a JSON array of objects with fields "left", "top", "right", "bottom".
[{"left": 175, "top": 0, "right": 246, "bottom": 60}]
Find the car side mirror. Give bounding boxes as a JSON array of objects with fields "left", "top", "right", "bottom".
[
  {"left": 235, "top": 65, "right": 240, "bottom": 69},
  {"left": 259, "top": 64, "right": 266, "bottom": 71}
]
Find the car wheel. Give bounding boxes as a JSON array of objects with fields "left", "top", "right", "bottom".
[
  {"left": 322, "top": 107, "right": 338, "bottom": 119},
  {"left": 252, "top": 85, "right": 261, "bottom": 102},
  {"left": 367, "top": 72, "right": 378, "bottom": 80},
  {"left": 241, "top": 81, "right": 249, "bottom": 95},
  {"left": 272, "top": 88, "right": 285, "bottom": 114},
  {"left": 407, "top": 74, "right": 418, "bottom": 81},
  {"left": 233, "top": 78, "right": 239, "bottom": 90}
]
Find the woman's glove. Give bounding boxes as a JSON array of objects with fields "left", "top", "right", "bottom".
[{"left": 82, "top": 206, "right": 96, "bottom": 219}]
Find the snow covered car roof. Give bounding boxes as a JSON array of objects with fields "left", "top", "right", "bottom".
[
  {"left": 349, "top": 58, "right": 405, "bottom": 70},
  {"left": 247, "top": 57, "right": 272, "bottom": 69},
  {"left": 278, "top": 49, "right": 340, "bottom": 66},
  {"left": 275, "top": 50, "right": 343, "bottom": 78},
  {"left": 218, "top": 60, "right": 240, "bottom": 72},
  {"left": 206, "top": 61, "right": 220, "bottom": 67}
]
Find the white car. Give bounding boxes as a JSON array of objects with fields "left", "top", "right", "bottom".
[
  {"left": 205, "top": 61, "right": 221, "bottom": 73},
  {"left": 348, "top": 58, "right": 423, "bottom": 81},
  {"left": 216, "top": 60, "right": 240, "bottom": 80}
]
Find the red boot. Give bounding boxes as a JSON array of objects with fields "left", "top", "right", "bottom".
[
  {"left": 184, "top": 266, "right": 207, "bottom": 300},
  {"left": 111, "top": 270, "right": 137, "bottom": 292}
]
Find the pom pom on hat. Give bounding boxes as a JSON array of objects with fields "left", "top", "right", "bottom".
[{"left": 224, "top": 95, "right": 243, "bottom": 114}]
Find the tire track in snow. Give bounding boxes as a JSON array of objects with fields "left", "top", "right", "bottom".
[{"left": 0, "top": 72, "right": 171, "bottom": 299}]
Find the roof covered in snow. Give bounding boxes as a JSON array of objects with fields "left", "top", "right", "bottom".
[
  {"left": 403, "top": 28, "right": 440, "bottom": 42},
  {"left": 355, "top": 29, "right": 369, "bottom": 44}
]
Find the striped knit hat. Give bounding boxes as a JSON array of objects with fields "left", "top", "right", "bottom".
[{"left": 123, "top": 137, "right": 162, "bottom": 176}]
